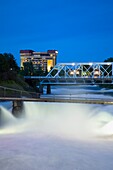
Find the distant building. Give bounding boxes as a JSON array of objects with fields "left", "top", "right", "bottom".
[{"left": 20, "top": 49, "right": 58, "bottom": 73}]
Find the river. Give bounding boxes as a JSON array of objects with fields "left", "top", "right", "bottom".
[{"left": 0, "top": 85, "right": 113, "bottom": 170}]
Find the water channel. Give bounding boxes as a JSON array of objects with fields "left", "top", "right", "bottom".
[{"left": 0, "top": 85, "right": 113, "bottom": 170}]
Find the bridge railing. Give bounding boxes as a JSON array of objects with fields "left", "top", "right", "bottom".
[
  {"left": 0, "top": 86, "right": 40, "bottom": 98},
  {"left": 40, "top": 93, "right": 113, "bottom": 101}
]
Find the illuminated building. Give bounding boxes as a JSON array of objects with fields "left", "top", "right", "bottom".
[{"left": 20, "top": 49, "right": 58, "bottom": 73}]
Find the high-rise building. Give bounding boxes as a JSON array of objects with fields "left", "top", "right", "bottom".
[{"left": 20, "top": 49, "right": 58, "bottom": 73}]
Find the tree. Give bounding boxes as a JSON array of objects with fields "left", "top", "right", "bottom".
[
  {"left": 7, "top": 53, "right": 19, "bottom": 72},
  {"left": 23, "top": 62, "right": 34, "bottom": 76},
  {"left": 0, "top": 53, "right": 19, "bottom": 81},
  {"left": 104, "top": 57, "right": 113, "bottom": 62},
  {"left": 0, "top": 54, "right": 9, "bottom": 72}
]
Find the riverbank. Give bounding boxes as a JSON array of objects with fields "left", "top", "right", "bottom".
[{"left": 0, "top": 75, "right": 33, "bottom": 91}]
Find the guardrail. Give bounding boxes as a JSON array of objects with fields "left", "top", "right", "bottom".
[
  {"left": 40, "top": 94, "right": 113, "bottom": 101},
  {"left": 0, "top": 86, "right": 40, "bottom": 98},
  {"left": 29, "top": 95, "right": 113, "bottom": 105}
]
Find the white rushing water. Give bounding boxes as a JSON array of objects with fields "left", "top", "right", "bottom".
[{"left": 0, "top": 85, "right": 113, "bottom": 170}]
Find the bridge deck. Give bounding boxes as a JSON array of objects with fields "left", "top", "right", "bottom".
[{"left": 0, "top": 97, "right": 113, "bottom": 105}]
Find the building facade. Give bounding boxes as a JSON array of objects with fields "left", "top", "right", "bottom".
[{"left": 20, "top": 49, "right": 58, "bottom": 73}]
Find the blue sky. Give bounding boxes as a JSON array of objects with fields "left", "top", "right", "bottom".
[{"left": 0, "top": 0, "right": 113, "bottom": 66}]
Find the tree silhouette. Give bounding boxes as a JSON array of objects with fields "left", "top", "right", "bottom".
[
  {"left": 104, "top": 57, "right": 113, "bottom": 62},
  {"left": 0, "top": 53, "right": 19, "bottom": 81}
]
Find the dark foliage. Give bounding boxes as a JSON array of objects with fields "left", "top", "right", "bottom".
[
  {"left": 0, "top": 53, "right": 19, "bottom": 81},
  {"left": 104, "top": 57, "right": 113, "bottom": 62}
]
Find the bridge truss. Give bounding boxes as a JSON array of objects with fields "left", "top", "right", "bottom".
[
  {"left": 25, "top": 62, "right": 113, "bottom": 85},
  {"left": 41, "top": 62, "right": 113, "bottom": 85}
]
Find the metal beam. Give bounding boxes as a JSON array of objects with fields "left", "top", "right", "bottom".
[{"left": 24, "top": 62, "right": 113, "bottom": 85}]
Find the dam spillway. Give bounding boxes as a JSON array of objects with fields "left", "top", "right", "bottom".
[{"left": 0, "top": 85, "right": 113, "bottom": 170}]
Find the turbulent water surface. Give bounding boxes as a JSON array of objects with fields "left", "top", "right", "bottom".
[{"left": 0, "top": 85, "right": 113, "bottom": 170}]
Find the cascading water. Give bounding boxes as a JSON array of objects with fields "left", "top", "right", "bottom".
[
  {"left": 22, "top": 102, "right": 113, "bottom": 139},
  {"left": 0, "top": 106, "right": 16, "bottom": 127},
  {"left": 0, "top": 106, "right": 26, "bottom": 134},
  {"left": 1, "top": 86, "right": 113, "bottom": 170},
  {"left": 21, "top": 103, "right": 113, "bottom": 139},
  {"left": 1, "top": 101, "right": 113, "bottom": 139}
]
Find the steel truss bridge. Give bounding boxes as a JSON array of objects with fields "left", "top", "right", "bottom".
[{"left": 25, "top": 62, "right": 113, "bottom": 85}]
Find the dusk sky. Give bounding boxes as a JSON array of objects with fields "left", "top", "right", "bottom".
[{"left": 0, "top": 0, "right": 113, "bottom": 66}]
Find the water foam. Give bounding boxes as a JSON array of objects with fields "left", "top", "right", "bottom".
[
  {"left": 0, "top": 106, "right": 26, "bottom": 134},
  {"left": 22, "top": 102, "right": 113, "bottom": 140},
  {"left": 1, "top": 85, "right": 113, "bottom": 139}
]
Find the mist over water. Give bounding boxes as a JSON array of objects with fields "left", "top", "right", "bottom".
[
  {"left": 1, "top": 101, "right": 113, "bottom": 139},
  {"left": 1, "top": 85, "right": 113, "bottom": 170},
  {"left": 1, "top": 85, "right": 113, "bottom": 139},
  {"left": 0, "top": 106, "right": 26, "bottom": 134},
  {"left": 22, "top": 102, "right": 113, "bottom": 140}
]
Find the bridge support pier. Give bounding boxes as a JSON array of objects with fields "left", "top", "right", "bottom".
[
  {"left": 12, "top": 101, "right": 24, "bottom": 118},
  {"left": 47, "top": 85, "right": 51, "bottom": 94}
]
